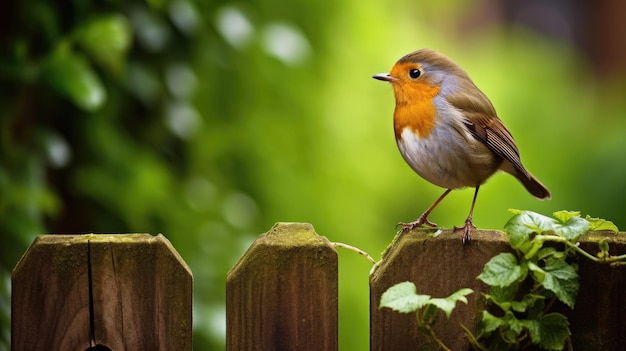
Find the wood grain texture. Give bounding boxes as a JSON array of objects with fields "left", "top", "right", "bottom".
[
  {"left": 12, "top": 234, "right": 192, "bottom": 350},
  {"left": 226, "top": 222, "right": 338, "bottom": 351}
]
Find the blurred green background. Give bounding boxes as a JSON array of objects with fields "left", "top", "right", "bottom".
[{"left": 1, "top": 0, "right": 625, "bottom": 349}]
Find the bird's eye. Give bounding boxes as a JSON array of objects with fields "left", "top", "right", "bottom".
[{"left": 409, "top": 68, "right": 421, "bottom": 79}]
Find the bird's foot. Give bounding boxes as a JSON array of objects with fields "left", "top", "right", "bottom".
[
  {"left": 453, "top": 218, "right": 476, "bottom": 245},
  {"left": 397, "top": 213, "right": 438, "bottom": 234}
]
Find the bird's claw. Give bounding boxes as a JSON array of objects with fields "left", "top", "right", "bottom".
[
  {"left": 397, "top": 215, "right": 438, "bottom": 234},
  {"left": 454, "top": 219, "right": 476, "bottom": 245}
]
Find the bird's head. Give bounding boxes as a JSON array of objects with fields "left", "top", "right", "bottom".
[{"left": 373, "top": 48, "right": 472, "bottom": 104}]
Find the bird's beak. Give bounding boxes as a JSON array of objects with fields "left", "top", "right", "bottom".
[{"left": 373, "top": 73, "right": 396, "bottom": 82}]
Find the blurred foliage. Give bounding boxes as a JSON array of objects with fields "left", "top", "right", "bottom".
[{"left": 1, "top": 0, "right": 625, "bottom": 350}]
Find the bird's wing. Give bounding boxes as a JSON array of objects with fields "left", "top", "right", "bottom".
[
  {"left": 461, "top": 112, "right": 525, "bottom": 173},
  {"left": 446, "top": 87, "right": 526, "bottom": 173}
]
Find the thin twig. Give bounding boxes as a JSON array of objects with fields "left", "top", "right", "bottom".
[{"left": 332, "top": 242, "right": 377, "bottom": 264}]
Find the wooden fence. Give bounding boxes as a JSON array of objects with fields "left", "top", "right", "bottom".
[
  {"left": 10, "top": 224, "right": 626, "bottom": 350},
  {"left": 226, "top": 223, "right": 626, "bottom": 350}
]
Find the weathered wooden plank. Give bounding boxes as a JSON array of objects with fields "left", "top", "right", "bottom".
[
  {"left": 226, "top": 222, "right": 338, "bottom": 351},
  {"left": 12, "top": 234, "right": 192, "bottom": 350}
]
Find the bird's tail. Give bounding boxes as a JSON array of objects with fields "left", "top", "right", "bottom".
[
  {"left": 501, "top": 162, "right": 551, "bottom": 199},
  {"left": 512, "top": 170, "right": 551, "bottom": 199},
  {"left": 518, "top": 171, "right": 551, "bottom": 199}
]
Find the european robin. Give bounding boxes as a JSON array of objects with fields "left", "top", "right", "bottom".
[{"left": 373, "top": 48, "right": 550, "bottom": 243}]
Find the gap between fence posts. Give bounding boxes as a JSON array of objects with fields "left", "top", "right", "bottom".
[
  {"left": 226, "top": 222, "right": 338, "bottom": 351},
  {"left": 11, "top": 234, "right": 193, "bottom": 350}
]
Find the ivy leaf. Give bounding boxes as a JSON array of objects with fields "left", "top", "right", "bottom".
[
  {"left": 42, "top": 42, "right": 106, "bottom": 111},
  {"left": 428, "top": 288, "right": 473, "bottom": 319},
  {"left": 505, "top": 210, "right": 555, "bottom": 249},
  {"left": 522, "top": 319, "right": 541, "bottom": 343},
  {"left": 513, "top": 293, "right": 546, "bottom": 314},
  {"left": 478, "top": 253, "right": 525, "bottom": 287},
  {"left": 507, "top": 313, "right": 529, "bottom": 335},
  {"left": 536, "top": 247, "right": 558, "bottom": 260},
  {"left": 478, "top": 310, "right": 505, "bottom": 333},
  {"left": 536, "top": 313, "right": 571, "bottom": 349},
  {"left": 379, "top": 281, "right": 430, "bottom": 313},
  {"left": 528, "top": 261, "right": 545, "bottom": 283},
  {"left": 487, "top": 283, "right": 518, "bottom": 304},
  {"left": 552, "top": 210, "right": 580, "bottom": 223},
  {"left": 552, "top": 211, "right": 590, "bottom": 242},
  {"left": 542, "top": 259, "right": 579, "bottom": 308},
  {"left": 586, "top": 215, "right": 619, "bottom": 232}
]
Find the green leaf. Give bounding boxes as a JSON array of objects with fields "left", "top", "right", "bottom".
[
  {"left": 523, "top": 239, "right": 545, "bottom": 260},
  {"left": 586, "top": 215, "right": 619, "bottom": 232},
  {"left": 427, "top": 288, "right": 473, "bottom": 319},
  {"left": 485, "top": 284, "right": 528, "bottom": 314},
  {"left": 506, "top": 210, "right": 591, "bottom": 245},
  {"left": 552, "top": 212, "right": 590, "bottom": 242},
  {"left": 553, "top": 210, "right": 580, "bottom": 223},
  {"left": 379, "top": 281, "right": 430, "bottom": 313},
  {"left": 542, "top": 259, "right": 579, "bottom": 308},
  {"left": 42, "top": 43, "right": 106, "bottom": 111},
  {"left": 75, "top": 14, "right": 132, "bottom": 74},
  {"left": 513, "top": 293, "right": 546, "bottom": 314},
  {"left": 507, "top": 313, "right": 528, "bottom": 336},
  {"left": 504, "top": 210, "right": 555, "bottom": 249},
  {"left": 536, "top": 247, "right": 558, "bottom": 260},
  {"left": 528, "top": 261, "right": 545, "bottom": 283},
  {"left": 487, "top": 283, "right": 518, "bottom": 304},
  {"left": 478, "top": 310, "right": 505, "bottom": 333},
  {"left": 522, "top": 319, "right": 541, "bottom": 343},
  {"left": 478, "top": 253, "right": 525, "bottom": 287},
  {"left": 536, "top": 313, "right": 570, "bottom": 349}
]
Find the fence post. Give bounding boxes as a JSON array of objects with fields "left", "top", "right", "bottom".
[
  {"left": 12, "top": 234, "right": 193, "bottom": 350},
  {"left": 370, "top": 229, "right": 511, "bottom": 351},
  {"left": 226, "top": 222, "right": 338, "bottom": 351}
]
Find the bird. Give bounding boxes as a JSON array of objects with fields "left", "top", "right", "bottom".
[{"left": 373, "top": 48, "right": 550, "bottom": 243}]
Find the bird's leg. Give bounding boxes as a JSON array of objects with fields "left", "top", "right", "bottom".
[
  {"left": 454, "top": 186, "right": 480, "bottom": 244},
  {"left": 398, "top": 189, "right": 452, "bottom": 234}
]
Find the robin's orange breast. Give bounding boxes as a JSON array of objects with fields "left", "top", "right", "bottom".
[{"left": 392, "top": 80, "right": 440, "bottom": 140}]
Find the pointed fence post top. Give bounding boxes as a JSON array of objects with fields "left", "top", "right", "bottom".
[
  {"left": 12, "top": 233, "right": 193, "bottom": 351},
  {"left": 228, "top": 222, "right": 336, "bottom": 279},
  {"left": 226, "top": 222, "right": 338, "bottom": 351},
  {"left": 257, "top": 222, "right": 329, "bottom": 246}
]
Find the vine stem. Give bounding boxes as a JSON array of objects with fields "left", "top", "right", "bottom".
[
  {"left": 423, "top": 325, "right": 453, "bottom": 351},
  {"left": 332, "top": 242, "right": 377, "bottom": 264},
  {"left": 535, "top": 235, "right": 606, "bottom": 262}
]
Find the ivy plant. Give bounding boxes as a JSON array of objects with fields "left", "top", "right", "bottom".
[
  {"left": 379, "top": 210, "right": 620, "bottom": 350},
  {"left": 380, "top": 282, "right": 473, "bottom": 351}
]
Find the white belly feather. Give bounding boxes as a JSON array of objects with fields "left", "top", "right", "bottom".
[{"left": 396, "top": 120, "right": 498, "bottom": 189}]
